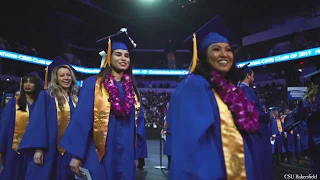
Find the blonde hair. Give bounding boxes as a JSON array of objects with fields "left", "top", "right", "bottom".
[
  {"left": 47, "top": 65, "right": 79, "bottom": 111},
  {"left": 303, "top": 83, "right": 319, "bottom": 103}
]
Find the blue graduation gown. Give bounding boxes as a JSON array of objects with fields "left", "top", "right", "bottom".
[
  {"left": 239, "top": 83, "right": 272, "bottom": 180},
  {"left": 167, "top": 74, "right": 259, "bottom": 180},
  {"left": 270, "top": 117, "right": 285, "bottom": 153},
  {"left": 0, "top": 98, "right": 34, "bottom": 180},
  {"left": 18, "top": 90, "right": 75, "bottom": 180},
  {"left": 285, "top": 126, "right": 301, "bottom": 153},
  {"left": 298, "top": 121, "right": 309, "bottom": 151},
  {"left": 136, "top": 108, "right": 148, "bottom": 159},
  {"left": 305, "top": 93, "right": 320, "bottom": 174},
  {"left": 0, "top": 108, "right": 4, "bottom": 121},
  {"left": 60, "top": 76, "right": 137, "bottom": 180},
  {"left": 163, "top": 118, "right": 172, "bottom": 156}
]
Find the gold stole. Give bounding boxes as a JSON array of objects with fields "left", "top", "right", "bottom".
[
  {"left": 56, "top": 97, "right": 76, "bottom": 155},
  {"left": 281, "top": 115, "right": 293, "bottom": 134},
  {"left": 93, "top": 78, "right": 140, "bottom": 161},
  {"left": 12, "top": 103, "right": 29, "bottom": 153},
  {"left": 213, "top": 90, "right": 246, "bottom": 179},
  {"left": 276, "top": 117, "right": 282, "bottom": 133},
  {"left": 163, "top": 120, "right": 168, "bottom": 131}
]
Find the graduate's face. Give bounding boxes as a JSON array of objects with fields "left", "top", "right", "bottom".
[
  {"left": 23, "top": 78, "right": 36, "bottom": 93},
  {"left": 15, "top": 91, "right": 20, "bottom": 98},
  {"left": 5, "top": 97, "right": 12, "bottom": 105},
  {"left": 111, "top": 49, "right": 130, "bottom": 71},
  {"left": 206, "top": 42, "right": 233, "bottom": 74},
  {"left": 247, "top": 71, "right": 255, "bottom": 85},
  {"left": 284, "top": 109, "right": 290, "bottom": 115},
  {"left": 57, "top": 67, "right": 72, "bottom": 89}
]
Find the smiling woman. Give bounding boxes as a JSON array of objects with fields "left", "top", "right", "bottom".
[
  {"left": 60, "top": 28, "right": 147, "bottom": 180},
  {"left": 166, "top": 15, "right": 261, "bottom": 180},
  {"left": 18, "top": 57, "right": 79, "bottom": 180}
]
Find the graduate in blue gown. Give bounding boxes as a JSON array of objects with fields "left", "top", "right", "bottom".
[
  {"left": 167, "top": 15, "right": 261, "bottom": 180},
  {"left": 162, "top": 103, "right": 172, "bottom": 170},
  {"left": 0, "top": 92, "right": 14, "bottom": 121},
  {"left": 60, "top": 28, "right": 145, "bottom": 180},
  {"left": 270, "top": 107, "right": 285, "bottom": 165},
  {"left": 282, "top": 108, "right": 302, "bottom": 164},
  {"left": 136, "top": 108, "right": 148, "bottom": 170},
  {"left": 18, "top": 57, "right": 79, "bottom": 180},
  {"left": 298, "top": 120, "right": 309, "bottom": 158},
  {"left": 239, "top": 64, "right": 273, "bottom": 179},
  {"left": 0, "top": 72, "right": 42, "bottom": 180},
  {"left": 300, "top": 70, "right": 320, "bottom": 174}
]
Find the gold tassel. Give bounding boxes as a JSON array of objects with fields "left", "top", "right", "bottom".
[
  {"left": 189, "top": 33, "right": 198, "bottom": 73},
  {"left": 103, "top": 37, "right": 111, "bottom": 68},
  {"left": 44, "top": 66, "right": 48, "bottom": 89}
]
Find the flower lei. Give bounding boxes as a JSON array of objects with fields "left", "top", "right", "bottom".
[
  {"left": 210, "top": 71, "right": 259, "bottom": 133},
  {"left": 103, "top": 73, "right": 136, "bottom": 119}
]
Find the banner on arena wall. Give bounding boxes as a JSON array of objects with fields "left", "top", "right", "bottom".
[
  {"left": 287, "top": 87, "right": 307, "bottom": 100},
  {"left": 1, "top": 47, "right": 320, "bottom": 75}
]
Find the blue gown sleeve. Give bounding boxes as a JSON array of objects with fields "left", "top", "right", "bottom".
[
  {"left": 0, "top": 98, "right": 15, "bottom": 153},
  {"left": 167, "top": 75, "right": 225, "bottom": 179},
  {"left": 18, "top": 90, "right": 48, "bottom": 151},
  {"left": 135, "top": 107, "right": 147, "bottom": 159},
  {"left": 270, "top": 118, "right": 279, "bottom": 136},
  {"left": 60, "top": 76, "right": 96, "bottom": 160},
  {"left": 136, "top": 107, "right": 146, "bottom": 142}
]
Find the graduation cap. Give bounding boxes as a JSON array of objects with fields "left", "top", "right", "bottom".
[
  {"left": 184, "top": 15, "right": 235, "bottom": 73},
  {"left": 304, "top": 69, "right": 320, "bottom": 84},
  {"left": 44, "top": 56, "right": 76, "bottom": 89},
  {"left": 240, "top": 63, "right": 253, "bottom": 74},
  {"left": 28, "top": 71, "right": 44, "bottom": 88},
  {"left": 283, "top": 101, "right": 306, "bottom": 132},
  {"left": 268, "top": 107, "right": 279, "bottom": 112},
  {"left": 96, "top": 28, "right": 137, "bottom": 68},
  {"left": 1, "top": 86, "right": 19, "bottom": 107}
]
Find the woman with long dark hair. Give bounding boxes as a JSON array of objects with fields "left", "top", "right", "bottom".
[
  {"left": 0, "top": 72, "right": 42, "bottom": 180},
  {"left": 60, "top": 28, "right": 146, "bottom": 179},
  {"left": 166, "top": 15, "right": 261, "bottom": 180},
  {"left": 18, "top": 57, "right": 79, "bottom": 180}
]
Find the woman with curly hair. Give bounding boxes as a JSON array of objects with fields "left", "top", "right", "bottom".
[{"left": 19, "top": 57, "right": 79, "bottom": 180}]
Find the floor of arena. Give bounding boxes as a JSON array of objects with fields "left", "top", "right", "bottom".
[{"left": 135, "top": 140, "right": 312, "bottom": 180}]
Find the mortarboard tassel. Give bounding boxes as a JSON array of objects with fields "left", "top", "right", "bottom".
[
  {"left": 44, "top": 66, "right": 48, "bottom": 89},
  {"left": 103, "top": 37, "right": 112, "bottom": 68},
  {"left": 189, "top": 33, "right": 198, "bottom": 73}
]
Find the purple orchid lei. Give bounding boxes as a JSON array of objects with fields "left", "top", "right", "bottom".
[
  {"left": 210, "top": 71, "right": 259, "bottom": 133},
  {"left": 103, "top": 73, "right": 136, "bottom": 119}
]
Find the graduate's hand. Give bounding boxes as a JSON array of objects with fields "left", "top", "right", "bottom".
[
  {"left": 70, "top": 158, "right": 82, "bottom": 177},
  {"left": 34, "top": 149, "right": 44, "bottom": 165},
  {"left": 134, "top": 160, "right": 138, "bottom": 168}
]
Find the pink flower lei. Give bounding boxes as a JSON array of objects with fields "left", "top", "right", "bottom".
[
  {"left": 210, "top": 71, "right": 259, "bottom": 133},
  {"left": 103, "top": 73, "right": 136, "bottom": 119}
]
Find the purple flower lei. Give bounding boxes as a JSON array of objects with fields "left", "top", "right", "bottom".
[
  {"left": 103, "top": 73, "right": 136, "bottom": 119},
  {"left": 210, "top": 71, "right": 259, "bottom": 133}
]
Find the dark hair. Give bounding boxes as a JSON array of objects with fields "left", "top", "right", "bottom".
[
  {"left": 97, "top": 54, "right": 141, "bottom": 102},
  {"left": 18, "top": 75, "right": 42, "bottom": 111},
  {"left": 193, "top": 48, "right": 241, "bottom": 88},
  {"left": 239, "top": 69, "right": 253, "bottom": 82}
]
